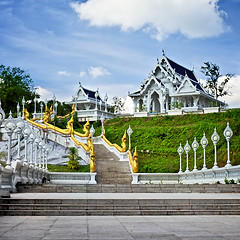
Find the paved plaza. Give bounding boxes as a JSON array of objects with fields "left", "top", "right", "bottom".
[{"left": 1, "top": 215, "right": 240, "bottom": 240}]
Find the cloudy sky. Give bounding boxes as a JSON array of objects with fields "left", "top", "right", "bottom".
[{"left": 0, "top": 0, "right": 240, "bottom": 109}]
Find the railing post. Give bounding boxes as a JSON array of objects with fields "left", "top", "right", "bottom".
[
  {"left": 23, "top": 125, "right": 31, "bottom": 164},
  {"left": 34, "top": 138, "right": 39, "bottom": 167},
  {"left": 29, "top": 132, "right": 35, "bottom": 166},
  {"left": 4, "top": 112, "right": 16, "bottom": 170},
  {"left": 15, "top": 116, "right": 25, "bottom": 162},
  {"left": 200, "top": 133, "right": 208, "bottom": 171},
  {"left": 224, "top": 122, "right": 233, "bottom": 168}
]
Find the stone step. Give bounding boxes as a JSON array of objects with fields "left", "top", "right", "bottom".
[
  {"left": 16, "top": 183, "right": 240, "bottom": 193},
  {"left": 1, "top": 198, "right": 240, "bottom": 216}
]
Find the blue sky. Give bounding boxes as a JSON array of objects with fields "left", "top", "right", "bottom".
[{"left": 0, "top": 0, "right": 240, "bottom": 109}]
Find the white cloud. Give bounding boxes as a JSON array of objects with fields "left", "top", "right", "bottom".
[
  {"left": 79, "top": 71, "right": 86, "bottom": 78},
  {"left": 57, "top": 70, "right": 71, "bottom": 76},
  {"left": 35, "top": 86, "right": 53, "bottom": 102},
  {"left": 70, "top": 0, "right": 229, "bottom": 41},
  {"left": 219, "top": 75, "right": 240, "bottom": 108},
  {"left": 88, "top": 66, "right": 110, "bottom": 78}
]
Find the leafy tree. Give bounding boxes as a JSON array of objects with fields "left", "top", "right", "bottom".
[
  {"left": 0, "top": 65, "right": 37, "bottom": 114},
  {"left": 67, "top": 147, "right": 80, "bottom": 170},
  {"left": 201, "top": 62, "right": 233, "bottom": 99},
  {"left": 112, "top": 96, "right": 125, "bottom": 113}
]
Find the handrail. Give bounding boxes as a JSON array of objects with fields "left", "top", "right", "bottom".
[{"left": 102, "top": 126, "right": 127, "bottom": 153}]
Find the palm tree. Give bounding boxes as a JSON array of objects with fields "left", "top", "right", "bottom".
[{"left": 67, "top": 147, "right": 80, "bottom": 170}]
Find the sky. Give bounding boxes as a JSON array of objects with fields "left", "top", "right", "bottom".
[{"left": 0, "top": 0, "right": 240, "bottom": 111}]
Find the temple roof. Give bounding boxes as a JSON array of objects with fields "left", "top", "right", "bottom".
[
  {"left": 166, "top": 57, "right": 197, "bottom": 81},
  {"left": 82, "top": 87, "right": 102, "bottom": 101}
]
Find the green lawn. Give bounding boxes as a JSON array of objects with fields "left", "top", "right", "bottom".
[
  {"left": 47, "top": 164, "right": 90, "bottom": 172},
  {"left": 93, "top": 109, "right": 240, "bottom": 173}
]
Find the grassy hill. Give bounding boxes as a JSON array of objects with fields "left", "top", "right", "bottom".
[{"left": 94, "top": 109, "right": 240, "bottom": 173}]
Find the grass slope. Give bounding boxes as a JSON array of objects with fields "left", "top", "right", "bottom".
[{"left": 97, "top": 109, "right": 240, "bottom": 173}]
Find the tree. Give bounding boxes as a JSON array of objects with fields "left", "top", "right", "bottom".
[
  {"left": 0, "top": 65, "right": 37, "bottom": 114},
  {"left": 201, "top": 62, "right": 233, "bottom": 99},
  {"left": 112, "top": 96, "right": 125, "bottom": 113},
  {"left": 67, "top": 147, "right": 80, "bottom": 170}
]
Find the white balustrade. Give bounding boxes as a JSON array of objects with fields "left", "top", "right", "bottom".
[{"left": 200, "top": 133, "right": 208, "bottom": 170}]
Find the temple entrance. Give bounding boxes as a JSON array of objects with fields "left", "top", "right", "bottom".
[{"left": 150, "top": 92, "right": 161, "bottom": 113}]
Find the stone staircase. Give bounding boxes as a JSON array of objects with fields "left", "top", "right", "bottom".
[
  {"left": 16, "top": 183, "right": 240, "bottom": 193},
  {"left": 94, "top": 144, "right": 132, "bottom": 184},
  {"left": 1, "top": 197, "right": 240, "bottom": 216}
]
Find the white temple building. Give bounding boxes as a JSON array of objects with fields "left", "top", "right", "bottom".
[
  {"left": 65, "top": 82, "right": 115, "bottom": 122},
  {"left": 129, "top": 52, "right": 225, "bottom": 116}
]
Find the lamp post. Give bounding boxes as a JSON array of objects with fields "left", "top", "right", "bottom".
[
  {"left": 192, "top": 137, "right": 199, "bottom": 172},
  {"left": 4, "top": 112, "right": 16, "bottom": 170},
  {"left": 90, "top": 125, "right": 95, "bottom": 137},
  {"left": 177, "top": 143, "right": 184, "bottom": 173},
  {"left": 224, "top": 122, "right": 233, "bottom": 168},
  {"left": 211, "top": 128, "right": 220, "bottom": 169},
  {"left": 184, "top": 141, "right": 191, "bottom": 173},
  {"left": 104, "top": 94, "right": 108, "bottom": 112},
  {"left": 15, "top": 116, "right": 25, "bottom": 162},
  {"left": 127, "top": 125, "right": 133, "bottom": 151},
  {"left": 34, "top": 95, "right": 37, "bottom": 118},
  {"left": 17, "top": 102, "right": 20, "bottom": 117},
  {"left": 22, "top": 96, "right": 25, "bottom": 119},
  {"left": 95, "top": 91, "right": 99, "bottom": 110},
  {"left": 52, "top": 94, "right": 56, "bottom": 114},
  {"left": 200, "top": 133, "right": 208, "bottom": 171},
  {"left": 23, "top": 125, "right": 31, "bottom": 164},
  {"left": 100, "top": 114, "right": 105, "bottom": 136},
  {"left": 40, "top": 102, "right": 43, "bottom": 122}
]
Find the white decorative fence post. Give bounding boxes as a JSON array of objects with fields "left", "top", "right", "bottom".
[
  {"left": 22, "top": 96, "right": 25, "bottom": 119},
  {"left": 184, "top": 141, "right": 191, "bottom": 173},
  {"left": 34, "top": 138, "right": 39, "bottom": 167},
  {"left": 29, "top": 132, "right": 35, "bottom": 166},
  {"left": 40, "top": 102, "right": 43, "bottom": 122},
  {"left": 15, "top": 117, "right": 25, "bottom": 162},
  {"left": 38, "top": 141, "right": 43, "bottom": 168},
  {"left": 211, "top": 128, "right": 220, "bottom": 169},
  {"left": 224, "top": 122, "right": 233, "bottom": 168},
  {"left": 4, "top": 112, "right": 16, "bottom": 170},
  {"left": 192, "top": 137, "right": 199, "bottom": 172},
  {"left": 200, "top": 133, "right": 208, "bottom": 171},
  {"left": 34, "top": 95, "right": 37, "bottom": 118},
  {"left": 177, "top": 143, "right": 183, "bottom": 173},
  {"left": 23, "top": 125, "right": 31, "bottom": 164}
]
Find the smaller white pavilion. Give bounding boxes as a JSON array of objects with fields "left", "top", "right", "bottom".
[
  {"left": 65, "top": 82, "right": 115, "bottom": 122},
  {"left": 129, "top": 52, "right": 225, "bottom": 116}
]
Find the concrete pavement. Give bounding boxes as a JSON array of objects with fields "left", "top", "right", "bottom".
[{"left": 1, "top": 215, "right": 240, "bottom": 239}]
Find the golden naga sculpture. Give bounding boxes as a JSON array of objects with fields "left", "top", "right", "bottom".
[
  {"left": 132, "top": 147, "right": 139, "bottom": 173},
  {"left": 102, "top": 126, "right": 128, "bottom": 153},
  {"left": 90, "top": 147, "right": 96, "bottom": 173},
  {"left": 24, "top": 108, "right": 29, "bottom": 120},
  {"left": 74, "top": 119, "right": 90, "bottom": 138},
  {"left": 66, "top": 115, "right": 74, "bottom": 134},
  {"left": 57, "top": 104, "right": 75, "bottom": 119}
]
